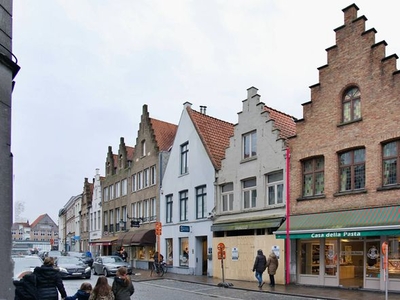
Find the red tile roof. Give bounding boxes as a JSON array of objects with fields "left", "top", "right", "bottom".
[
  {"left": 263, "top": 105, "right": 296, "bottom": 140},
  {"left": 126, "top": 146, "right": 135, "bottom": 161},
  {"left": 187, "top": 107, "right": 234, "bottom": 170},
  {"left": 150, "top": 118, "right": 178, "bottom": 151}
]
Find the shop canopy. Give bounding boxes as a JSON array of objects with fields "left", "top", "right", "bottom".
[
  {"left": 116, "top": 229, "right": 156, "bottom": 246},
  {"left": 211, "top": 217, "right": 283, "bottom": 232},
  {"left": 89, "top": 236, "right": 118, "bottom": 246},
  {"left": 275, "top": 205, "right": 400, "bottom": 239}
]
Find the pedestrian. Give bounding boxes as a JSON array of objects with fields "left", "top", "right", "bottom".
[
  {"left": 252, "top": 249, "right": 267, "bottom": 288},
  {"left": 65, "top": 282, "right": 92, "bottom": 300},
  {"left": 34, "top": 256, "right": 67, "bottom": 300},
  {"left": 267, "top": 251, "right": 279, "bottom": 287},
  {"left": 89, "top": 276, "right": 114, "bottom": 300},
  {"left": 120, "top": 247, "right": 128, "bottom": 262},
  {"left": 112, "top": 266, "right": 134, "bottom": 300}
]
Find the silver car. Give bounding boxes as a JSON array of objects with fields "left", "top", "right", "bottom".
[
  {"left": 92, "top": 255, "right": 132, "bottom": 277},
  {"left": 12, "top": 255, "right": 43, "bottom": 280}
]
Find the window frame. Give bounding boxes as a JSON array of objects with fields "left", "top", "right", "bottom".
[
  {"left": 242, "top": 178, "right": 257, "bottom": 209},
  {"left": 266, "top": 170, "right": 284, "bottom": 205},
  {"left": 302, "top": 157, "right": 325, "bottom": 197},
  {"left": 242, "top": 130, "right": 257, "bottom": 159},
  {"left": 339, "top": 148, "right": 366, "bottom": 192},
  {"left": 221, "top": 183, "right": 234, "bottom": 212},
  {"left": 180, "top": 142, "right": 189, "bottom": 175},
  {"left": 179, "top": 190, "right": 188, "bottom": 221},
  {"left": 382, "top": 140, "right": 400, "bottom": 186},
  {"left": 196, "top": 185, "right": 207, "bottom": 219},
  {"left": 166, "top": 194, "right": 173, "bottom": 223},
  {"left": 342, "top": 87, "right": 361, "bottom": 123}
]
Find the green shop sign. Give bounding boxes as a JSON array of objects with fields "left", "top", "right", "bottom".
[{"left": 276, "top": 229, "right": 400, "bottom": 239}]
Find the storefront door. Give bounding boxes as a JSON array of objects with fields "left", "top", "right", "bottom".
[{"left": 339, "top": 240, "right": 363, "bottom": 288}]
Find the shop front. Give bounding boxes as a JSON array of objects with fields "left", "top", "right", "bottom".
[
  {"left": 275, "top": 206, "right": 400, "bottom": 291},
  {"left": 116, "top": 229, "right": 156, "bottom": 269},
  {"left": 88, "top": 236, "right": 118, "bottom": 256}
]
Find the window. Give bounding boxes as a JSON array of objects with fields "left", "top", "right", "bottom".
[
  {"left": 180, "top": 237, "right": 189, "bottom": 267},
  {"left": 137, "top": 171, "right": 142, "bottom": 190},
  {"left": 166, "top": 195, "right": 173, "bottom": 223},
  {"left": 180, "top": 142, "right": 189, "bottom": 174},
  {"left": 150, "top": 198, "right": 156, "bottom": 221},
  {"left": 267, "top": 171, "right": 284, "bottom": 205},
  {"left": 179, "top": 190, "right": 188, "bottom": 221},
  {"left": 115, "top": 182, "right": 121, "bottom": 198},
  {"left": 115, "top": 208, "right": 120, "bottom": 231},
  {"left": 342, "top": 87, "right": 361, "bottom": 122},
  {"left": 132, "top": 174, "right": 136, "bottom": 192},
  {"left": 243, "top": 178, "right": 257, "bottom": 209},
  {"left": 143, "top": 168, "right": 149, "bottom": 188},
  {"left": 141, "top": 139, "right": 146, "bottom": 156},
  {"left": 383, "top": 140, "right": 400, "bottom": 185},
  {"left": 303, "top": 157, "right": 325, "bottom": 197},
  {"left": 121, "top": 179, "right": 127, "bottom": 196},
  {"left": 103, "top": 187, "right": 109, "bottom": 202},
  {"left": 243, "top": 131, "right": 257, "bottom": 159},
  {"left": 143, "top": 199, "right": 149, "bottom": 220},
  {"left": 109, "top": 210, "right": 114, "bottom": 232},
  {"left": 221, "top": 183, "right": 234, "bottom": 212},
  {"left": 150, "top": 165, "right": 156, "bottom": 185},
  {"left": 166, "top": 238, "right": 173, "bottom": 266},
  {"left": 196, "top": 185, "right": 207, "bottom": 219},
  {"left": 97, "top": 210, "right": 100, "bottom": 230},
  {"left": 339, "top": 148, "right": 365, "bottom": 192},
  {"left": 109, "top": 184, "right": 114, "bottom": 200},
  {"left": 104, "top": 211, "right": 108, "bottom": 232}
]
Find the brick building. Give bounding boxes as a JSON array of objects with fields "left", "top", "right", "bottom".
[{"left": 275, "top": 4, "right": 400, "bottom": 291}]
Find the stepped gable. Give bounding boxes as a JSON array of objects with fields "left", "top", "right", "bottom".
[
  {"left": 126, "top": 146, "right": 135, "bottom": 161},
  {"left": 150, "top": 118, "right": 178, "bottom": 151},
  {"left": 310, "top": 3, "right": 399, "bottom": 93},
  {"left": 263, "top": 105, "right": 297, "bottom": 140},
  {"left": 187, "top": 107, "right": 234, "bottom": 170}
]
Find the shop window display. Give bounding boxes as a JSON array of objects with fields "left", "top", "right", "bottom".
[
  {"left": 388, "top": 237, "right": 400, "bottom": 279},
  {"left": 366, "top": 242, "right": 380, "bottom": 278},
  {"left": 180, "top": 237, "right": 189, "bottom": 267},
  {"left": 166, "top": 238, "right": 173, "bottom": 265}
]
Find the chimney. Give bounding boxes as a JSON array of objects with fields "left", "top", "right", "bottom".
[{"left": 200, "top": 105, "right": 207, "bottom": 114}]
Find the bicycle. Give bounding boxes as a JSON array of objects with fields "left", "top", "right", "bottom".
[{"left": 151, "top": 261, "right": 165, "bottom": 277}]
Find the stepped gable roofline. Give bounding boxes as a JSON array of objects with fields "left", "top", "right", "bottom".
[
  {"left": 150, "top": 118, "right": 178, "bottom": 152},
  {"left": 263, "top": 105, "right": 297, "bottom": 140},
  {"left": 187, "top": 106, "right": 234, "bottom": 170}
]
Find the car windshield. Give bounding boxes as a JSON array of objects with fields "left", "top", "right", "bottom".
[
  {"left": 12, "top": 257, "right": 43, "bottom": 279},
  {"left": 68, "top": 252, "right": 85, "bottom": 258},
  {"left": 103, "top": 256, "right": 123, "bottom": 263},
  {"left": 57, "top": 256, "right": 82, "bottom": 264},
  {"left": 48, "top": 251, "right": 62, "bottom": 257}
]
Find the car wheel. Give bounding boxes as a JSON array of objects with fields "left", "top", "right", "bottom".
[
  {"left": 104, "top": 269, "right": 109, "bottom": 277},
  {"left": 85, "top": 275, "right": 91, "bottom": 279}
]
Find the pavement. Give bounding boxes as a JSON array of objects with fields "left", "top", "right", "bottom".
[{"left": 130, "top": 268, "right": 400, "bottom": 300}]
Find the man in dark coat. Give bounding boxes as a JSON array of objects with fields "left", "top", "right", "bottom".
[
  {"left": 252, "top": 249, "right": 267, "bottom": 288},
  {"left": 34, "top": 256, "right": 67, "bottom": 300}
]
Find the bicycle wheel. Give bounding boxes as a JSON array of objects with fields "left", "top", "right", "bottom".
[{"left": 158, "top": 265, "right": 165, "bottom": 277}]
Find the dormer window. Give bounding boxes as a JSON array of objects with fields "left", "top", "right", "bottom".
[{"left": 342, "top": 87, "right": 361, "bottom": 123}]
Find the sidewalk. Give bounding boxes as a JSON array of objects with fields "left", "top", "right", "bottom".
[{"left": 131, "top": 268, "right": 400, "bottom": 300}]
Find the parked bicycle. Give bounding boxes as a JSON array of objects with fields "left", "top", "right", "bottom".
[{"left": 151, "top": 261, "right": 165, "bottom": 277}]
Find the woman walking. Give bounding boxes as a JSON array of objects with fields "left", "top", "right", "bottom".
[
  {"left": 112, "top": 267, "right": 134, "bottom": 300},
  {"left": 267, "top": 251, "right": 279, "bottom": 287},
  {"left": 34, "top": 256, "right": 67, "bottom": 300},
  {"left": 89, "top": 276, "right": 114, "bottom": 300},
  {"left": 252, "top": 249, "right": 267, "bottom": 288}
]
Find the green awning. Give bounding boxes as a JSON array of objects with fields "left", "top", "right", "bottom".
[
  {"left": 275, "top": 206, "right": 400, "bottom": 239},
  {"left": 211, "top": 218, "right": 283, "bottom": 232}
]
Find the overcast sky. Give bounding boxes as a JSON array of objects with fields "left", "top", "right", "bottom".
[{"left": 11, "top": 1, "right": 400, "bottom": 224}]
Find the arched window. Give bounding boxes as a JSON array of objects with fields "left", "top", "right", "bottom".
[{"left": 342, "top": 87, "right": 361, "bottom": 122}]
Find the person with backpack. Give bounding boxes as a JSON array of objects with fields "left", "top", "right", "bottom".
[
  {"left": 112, "top": 267, "right": 134, "bottom": 300},
  {"left": 252, "top": 249, "right": 267, "bottom": 288},
  {"left": 33, "top": 256, "right": 67, "bottom": 300},
  {"left": 13, "top": 271, "right": 38, "bottom": 300},
  {"left": 65, "top": 282, "right": 92, "bottom": 300}
]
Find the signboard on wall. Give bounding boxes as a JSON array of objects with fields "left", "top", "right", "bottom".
[
  {"left": 272, "top": 245, "right": 280, "bottom": 259},
  {"left": 232, "top": 247, "right": 238, "bottom": 260}
]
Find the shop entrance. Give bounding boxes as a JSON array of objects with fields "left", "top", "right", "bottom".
[{"left": 339, "top": 240, "right": 363, "bottom": 288}]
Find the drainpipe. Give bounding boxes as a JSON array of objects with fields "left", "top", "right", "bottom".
[{"left": 285, "top": 147, "right": 290, "bottom": 284}]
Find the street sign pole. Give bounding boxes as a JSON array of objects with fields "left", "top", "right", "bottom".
[{"left": 217, "top": 243, "right": 233, "bottom": 288}]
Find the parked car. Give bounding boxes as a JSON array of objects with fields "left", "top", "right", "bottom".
[
  {"left": 67, "top": 251, "right": 94, "bottom": 267},
  {"left": 37, "top": 250, "right": 48, "bottom": 260},
  {"left": 55, "top": 256, "right": 91, "bottom": 279},
  {"left": 92, "top": 255, "right": 132, "bottom": 277},
  {"left": 12, "top": 255, "right": 43, "bottom": 280}
]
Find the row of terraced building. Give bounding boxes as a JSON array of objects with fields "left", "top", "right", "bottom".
[{"left": 58, "top": 4, "right": 400, "bottom": 292}]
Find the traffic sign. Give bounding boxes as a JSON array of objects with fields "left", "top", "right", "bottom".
[{"left": 217, "top": 243, "right": 225, "bottom": 251}]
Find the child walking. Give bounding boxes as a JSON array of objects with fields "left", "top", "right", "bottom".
[{"left": 65, "top": 282, "right": 92, "bottom": 300}]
